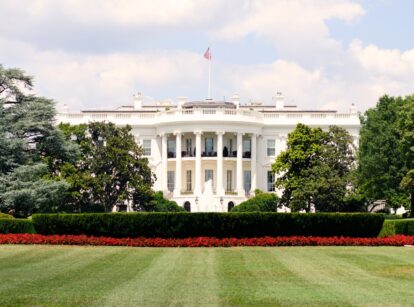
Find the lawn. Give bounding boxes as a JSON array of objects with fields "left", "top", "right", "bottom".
[{"left": 0, "top": 245, "right": 413, "bottom": 306}]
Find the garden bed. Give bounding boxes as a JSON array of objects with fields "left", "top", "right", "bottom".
[{"left": 1, "top": 234, "right": 413, "bottom": 247}]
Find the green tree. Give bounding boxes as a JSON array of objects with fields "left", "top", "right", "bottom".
[
  {"left": 273, "top": 124, "right": 355, "bottom": 212},
  {"left": 357, "top": 95, "right": 409, "bottom": 212},
  {"left": 0, "top": 64, "right": 77, "bottom": 216},
  {"left": 59, "top": 122, "right": 155, "bottom": 212},
  {"left": 0, "top": 164, "right": 69, "bottom": 217}
]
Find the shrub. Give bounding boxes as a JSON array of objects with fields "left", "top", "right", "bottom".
[
  {"left": 379, "top": 219, "right": 414, "bottom": 237},
  {"left": 231, "top": 190, "right": 279, "bottom": 212},
  {"left": 0, "top": 212, "right": 14, "bottom": 219},
  {"left": 32, "top": 212, "right": 384, "bottom": 238},
  {"left": 0, "top": 219, "right": 35, "bottom": 234}
]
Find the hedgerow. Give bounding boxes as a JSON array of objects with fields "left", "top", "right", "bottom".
[
  {"left": 0, "top": 219, "right": 35, "bottom": 234},
  {"left": 32, "top": 212, "right": 384, "bottom": 238},
  {"left": 378, "top": 219, "right": 414, "bottom": 237}
]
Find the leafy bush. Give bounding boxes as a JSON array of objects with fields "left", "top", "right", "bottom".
[
  {"left": 231, "top": 190, "right": 279, "bottom": 212},
  {"left": 0, "top": 219, "right": 35, "bottom": 234},
  {"left": 149, "top": 191, "right": 185, "bottom": 212},
  {"left": 0, "top": 212, "right": 14, "bottom": 219},
  {"left": 32, "top": 212, "right": 384, "bottom": 238},
  {"left": 378, "top": 219, "right": 414, "bottom": 237}
]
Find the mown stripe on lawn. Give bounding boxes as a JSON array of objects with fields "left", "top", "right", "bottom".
[
  {"left": 275, "top": 247, "right": 414, "bottom": 306},
  {"left": 321, "top": 247, "right": 414, "bottom": 304},
  {"left": 99, "top": 248, "right": 221, "bottom": 306},
  {"left": 0, "top": 245, "right": 164, "bottom": 306},
  {"left": 215, "top": 247, "right": 345, "bottom": 306}
]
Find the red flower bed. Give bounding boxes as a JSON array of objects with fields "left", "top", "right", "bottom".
[{"left": 1, "top": 234, "right": 414, "bottom": 247}]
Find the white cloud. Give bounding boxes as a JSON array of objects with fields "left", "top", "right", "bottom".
[
  {"left": 0, "top": 37, "right": 206, "bottom": 111},
  {"left": 0, "top": 0, "right": 221, "bottom": 27},
  {"left": 212, "top": 0, "right": 364, "bottom": 61},
  {"left": 350, "top": 39, "right": 414, "bottom": 77},
  {"left": 1, "top": 0, "right": 413, "bottom": 113}
]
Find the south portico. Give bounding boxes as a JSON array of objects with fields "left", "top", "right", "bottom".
[{"left": 156, "top": 126, "right": 261, "bottom": 212}]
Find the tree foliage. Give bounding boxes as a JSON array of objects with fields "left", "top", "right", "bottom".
[
  {"left": 59, "top": 122, "right": 155, "bottom": 212},
  {"left": 273, "top": 124, "right": 355, "bottom": 212},
  {"left": 0, "top": 64, "right": 76, "bottom": 217},
  {"left": 357, "top": 95, "right": 414, "bottom": 215}
]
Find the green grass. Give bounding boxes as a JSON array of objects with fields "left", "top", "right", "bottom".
[{"left": 0, "top": 246, "right": 413, "bottom": 306}]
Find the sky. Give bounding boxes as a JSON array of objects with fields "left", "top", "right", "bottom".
[{"left": 1, "top": 0, "right": 414, "bottom": 112}]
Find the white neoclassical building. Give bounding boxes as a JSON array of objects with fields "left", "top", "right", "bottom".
[{"left": 57, "top": 93, "right": 360, "bottom": 212}]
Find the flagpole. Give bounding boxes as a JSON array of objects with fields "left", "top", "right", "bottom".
[{"left": 208, "top": 49, "right": 211, "bottom": 99}]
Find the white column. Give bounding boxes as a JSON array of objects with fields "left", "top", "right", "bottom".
[
  {"left": 216, "top": 131, "right": 224, "bottom": 196},
  {"left": 250, "top": 133, "right": 257, "bottom": 194},
  {"left": 236, "top": 132, "right": 244, "bottom": 196},
  {"left": 194, "top": 131, "right": 202, "bottom": 196},
  {"left": 174, "top": 132, "right": 182, "bottom": 197},
  {"left": 161, "top": 133, "right": 168, "bottom": 193}
]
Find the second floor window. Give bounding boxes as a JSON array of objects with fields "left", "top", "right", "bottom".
[
  {"left": 205, "top": 137, "right": 213, "bottom": 154},
  {"left": 267, "top": 139, "right": 276, "bottom": 156},
  {"left": 186, "top": 138, "right": 192, "bottom": 156},
  {"left": 167, "top": 139, "right": 176, "bottom": 157},
  {"left": 142, "top": 139, "right": 151, "bottom": 156}
]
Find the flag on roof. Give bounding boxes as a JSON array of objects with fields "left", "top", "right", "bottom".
[{"left": 204, "top": 47, "right": 211, "bottom": 60}]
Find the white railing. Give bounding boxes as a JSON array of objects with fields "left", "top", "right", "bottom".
[{"left": 57, "top": 109, "right": 359, "bottom": 126}]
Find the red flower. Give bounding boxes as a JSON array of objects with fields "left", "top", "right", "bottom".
[{"left": 1, "top": 234, "right": 413, "bottom": 247}]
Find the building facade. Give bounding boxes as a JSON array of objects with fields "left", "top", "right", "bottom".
[{"left": 57, "top": 93, "right": 360, "bottom": 212}]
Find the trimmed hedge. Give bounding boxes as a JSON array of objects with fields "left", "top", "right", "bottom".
[
  {"left": 0, "top": 212, "right": 14, "bottom": 219},
  {"left": 378, "top": 219, "right": 414, "bottom": 237},
  {"left": 32, "top": 212, "right": 384, "bottom": 238},
  {"left": 0, "top": 219, "right": 35, "bottom": 234}
]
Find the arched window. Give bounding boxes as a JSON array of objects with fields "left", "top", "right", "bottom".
[
  {"left": 228, "top": 201, "right": 235, "bottom": 212},
  {"left": 184, "top": 201, "right": 191, "bottom": 212}
]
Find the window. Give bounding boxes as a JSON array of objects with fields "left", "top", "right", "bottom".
[
  {"left": 226, "top": 170, "right": 232, "bottom": 191},
  {"left": 229, "top": 139, "right": 233, "bottom": 153},
  {"left": 244, "top": 170, "right": 251, "bottom": 193},
  {"left": 205, "top": 169, "right": 214, "bottom": 186},
  {"left": 243, "top": 139, "right": 251, "bottom": 158},
  {"left": 167, "top": 139, "right": 176, "bottom": 157},
  {"left": 186, "top": 138, "right": 192, "bottom": 156},
  {"left": 267, "top": 171, "right": 275, "bottom": 192},
  {"left": 142, "top": 139, "right": 151, "bottom": 156},
  {"left": 205, "top": 137, "right": 213, "bottom": 155},
  {"left": 186, "top": 170, "right": 192, "bottom": 192},
  {"left": 267, "top": 139, "right": 276, "bottom": 156},
  {"left": 167, "top": 171, "right": 175, "bottom": 192}
]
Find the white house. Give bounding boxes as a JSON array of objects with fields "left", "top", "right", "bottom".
[{"left": 57, "top": 92, "right": 360, "bottom": 212}]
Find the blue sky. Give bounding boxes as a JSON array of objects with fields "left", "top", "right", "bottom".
[{"left": 1, "top": 0, "right": 413, "bottom": 112}]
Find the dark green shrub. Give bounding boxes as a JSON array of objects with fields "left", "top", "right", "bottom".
[
  {"left": 0, "top": 219, "right": 35, "bottom": 234},
  {"left": 0, "top": 212, "right": 14, "bottom": 219},
  {"left": 379, "top": 219, "right": 414, "bottom": 237},
  {"left": 32, "top": 212, "right": 384, "bottom": 238},
  {"left": 231, "top": 191, "right": 279, "bottom": 212}
]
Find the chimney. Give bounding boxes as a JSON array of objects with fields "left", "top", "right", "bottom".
[
  {"left": 133, "top": 92, "right": 143, "bottom": 109},
  {"left": 62, "top": 104, "right": 69, "bottom": 113},
  {"left": 176, "top": 96, "right": 188, "bottom": 109},
  {"left": 274, "top": 92, "right": 284, "bottom": 109},
  {"left": 350, "top": 103, "right": 357, "bottom": 114},
  {"left": 231, "top": 94, "right": 240, "bottom": 109}
]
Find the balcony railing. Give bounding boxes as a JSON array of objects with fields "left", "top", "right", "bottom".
[{"left": 57, "top": 108, "right": 359, "bottom": 127}]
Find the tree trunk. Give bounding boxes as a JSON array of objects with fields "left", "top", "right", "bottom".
[{"left": 410, "top": 193, "right": 414, "bottom": 218}]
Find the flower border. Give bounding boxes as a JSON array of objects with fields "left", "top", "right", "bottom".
[{"left": 1, "top": 234, "right": 414, "bottom": 247}]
